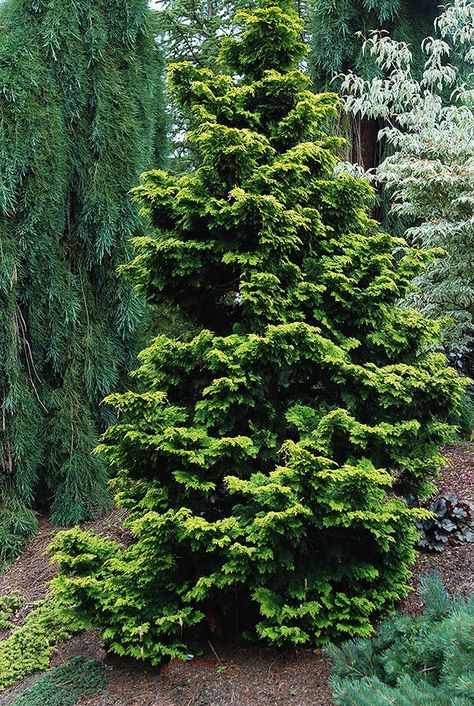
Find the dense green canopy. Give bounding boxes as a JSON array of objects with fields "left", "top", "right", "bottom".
[
  {"left": 309, "top": 0, "right": 438, "bottom": 87},
  {"left": 52, "top": 0, "right": 463, "bottom": 664}
]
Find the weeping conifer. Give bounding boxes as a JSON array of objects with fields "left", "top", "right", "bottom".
[{"left": 0, "top": 0, "right": 166, "bottom": 536}]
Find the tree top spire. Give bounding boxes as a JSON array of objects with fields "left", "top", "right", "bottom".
[{"left": 218, "top": 1, "right": 306, "bottom": 79}]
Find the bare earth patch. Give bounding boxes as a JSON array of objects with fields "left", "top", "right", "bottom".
[
  {"left": 77, "top": 645, "right": 333, "bottom": 706},
  {"left": 0, "top": 445, "right": 473, "bottom": 706},
  {"left": 402, "top": 444, "right": 474, "bottom": 612}
]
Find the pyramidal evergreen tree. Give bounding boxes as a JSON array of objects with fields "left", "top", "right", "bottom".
[
  {"left": 51, "top": 0, "right": 464, "bottom": 664},
  {"left": 0, "top": 0, "right": 166, "bottom": 541}
]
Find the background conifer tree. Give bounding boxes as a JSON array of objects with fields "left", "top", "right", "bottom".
[
  {"left": 152, "top": 0, "right": 250, "bottom": 68},
  {"left": 309, "top": 0, "right": 438, "bottom": 86},
  {"left": 52, "top": 0, "right": 463, "bottom": 664},
  {"left": 308, "top": 0, "right": 438, "bottom": 169},
  {"left": 0, "top": 0, "right": 166, "bottom": 543}
]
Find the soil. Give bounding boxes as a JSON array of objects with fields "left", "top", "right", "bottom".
[
  {"left": 0, "top": 445, "right": 473, "bottom": 706},
  {"left": 401, "top": 443, "right": 474, "bottom": 612}
]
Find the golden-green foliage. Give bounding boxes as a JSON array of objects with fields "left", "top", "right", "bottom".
[
  {"left": 0, "top": 594, "right": 80, "bottom": 691},
  {"left": 51, "top": 0, "right": 465, "bottom": 665},
  {"left": 0, "top": 591, "right": 23, "bottom": 630}
]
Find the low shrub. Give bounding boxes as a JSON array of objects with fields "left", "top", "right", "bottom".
[
  {"left": 0, "top": 593, "right": 83, "bottom": 691},
  {"left": 0, "top": 591, "right": 23, "bottom": 630},
  {"left": 326, "top": 573, "right": 474, "bottom": 706},
  {"left": 417, "top": 491, "right": 474, "bottom": 552},
  {"left": 10, "top": 656, "right": 107, "bottom": 706}
]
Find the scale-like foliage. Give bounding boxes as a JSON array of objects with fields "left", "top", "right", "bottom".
[
  {"left": 0, "top": 593, "right": 78, "bottom": 691},
  {"left": 0, "top": 0, "right": 165, "bottom": 535},
  {"left": 51, "top": 0, "right": 464, "bottom": 664}
]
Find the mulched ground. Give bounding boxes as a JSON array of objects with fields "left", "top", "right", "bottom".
[
  {"left": 0, "top": 444, "right": 473, "bottom": 706},
  {"left": 402, "top": 443, "right": 474, "bottom": 612},
  {"left": 78, "top": 645, "right": 333, "bottom": 706}
]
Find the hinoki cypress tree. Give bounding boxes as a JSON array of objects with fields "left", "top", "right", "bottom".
[
  {"left": 0, "top": 0, "right": 165, "bottom": 536},
  {"left": 52, "top": 0, "right": 464, "bottom": 664}
]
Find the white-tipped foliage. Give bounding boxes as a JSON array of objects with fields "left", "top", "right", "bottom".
[{"left": 341, "top": 1, "right": 474, "bottom": 357}]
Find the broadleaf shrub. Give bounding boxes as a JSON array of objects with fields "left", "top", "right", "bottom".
[
  {"left": 326, "top": 573, "right": 474, "bottom": 706},
  {"left": 50, "top": 0, "right": 465, "bottom": 665}
]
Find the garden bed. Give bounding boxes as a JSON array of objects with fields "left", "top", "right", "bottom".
[{"left": 0, "top": 444, "right": 472, "bottom": 706}]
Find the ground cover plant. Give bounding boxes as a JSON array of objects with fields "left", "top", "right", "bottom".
[
  {"left": 416, "top": 491, "right": 474, "bottom": 552},
  {"left": 0, "top": 590, "right": 22, "bottom": 630},
  {"left": 0, "top": 593, "right": 79, "bottom": 691},
  {"left": 327, "top": 573, "right": 474, "bottom": 705},
  {"left": 9, "top": 656, "right": 107, "bottom": 706},
  {"left": 50, "top": 0, "right": 464, "bottom": 667}
]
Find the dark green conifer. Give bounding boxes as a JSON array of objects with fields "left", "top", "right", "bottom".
[
  {"left": 308, "top": 0, "right": 438, "bottom": 169},
  {"left": 0, "top": 0, "right": 165, "bottom": 538},
  {"left": 51, "top": 0, "right": 463, "bottom": 664},
  {"left": 309, "top": 0, "right": 438, "bottom": 87},
  {"left": 155, "top": 0, "right": 250, "bottom": 68}
]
